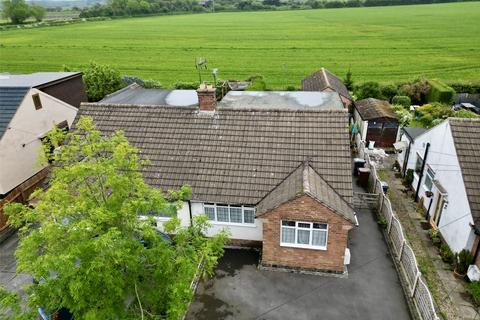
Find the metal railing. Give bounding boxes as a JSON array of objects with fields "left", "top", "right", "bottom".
[{"left": 360, "top": 143, "right": 439, "bottom": 320}]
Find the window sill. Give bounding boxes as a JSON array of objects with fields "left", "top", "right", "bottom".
[
  {"left": 280, "top": 243, "right": 327, "bottom": 251},
  {"left": 210, "top": 221, "right": 257, "bottom": 228}
]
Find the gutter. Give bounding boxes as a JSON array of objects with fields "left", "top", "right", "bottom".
[{"left": 188, "top": 200, "right": 193, "bottom": 226}]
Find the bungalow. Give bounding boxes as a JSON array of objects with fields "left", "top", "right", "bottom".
[
  {"left": 0, "top": 73, "right": 83, "bottom": 231},
  {"left": 301, "top": 67, "right": 353, "bottom": 108},
  {"left": 396, "top": 118, "right": 480, "bottom": 263},
  {"left": 353, "top": 98, "right": 399, "bottom": 149},
  {"left": 76, "top": 85, "right": 358, "bottom": 274}
]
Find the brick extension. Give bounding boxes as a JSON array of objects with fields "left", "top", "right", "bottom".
[{"left": 261, "top": 195, "right": 354, "bottom": 273}]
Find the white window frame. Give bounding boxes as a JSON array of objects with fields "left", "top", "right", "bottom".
[
  {"left": 203, "top": 203, "right": 256, "bottom": 225},
  {"left": 280, "top": 220, "right": 328, "bottom": 251},
  {"left": 424, "top": 167, "right": 435, "bottom": 191}
]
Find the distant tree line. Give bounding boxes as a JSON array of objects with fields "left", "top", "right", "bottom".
[
  {"left": 1, "top": 0, "right": 46, "bottom": 24},
  {"left": 78, "top": 0, "right": 475, "bottom": 18}
]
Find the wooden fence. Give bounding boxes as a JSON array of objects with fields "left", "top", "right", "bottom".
[{"left": 360, "top": 143, "right": 439, "bottom": 320}]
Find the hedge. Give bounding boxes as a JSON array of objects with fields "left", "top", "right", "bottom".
[
  {"left": 447, "top": 82, "right": 480, "bottom": 94},
  {"left": 392, "top": 95, "right": 411, "bottom": 108},
  {"left": 427, "top": 79, "right": 455, "bottom": 104}
]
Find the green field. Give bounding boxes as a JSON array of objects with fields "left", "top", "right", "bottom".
[{"left": 1, "top": 2, "right": 479, "bottom": 88}]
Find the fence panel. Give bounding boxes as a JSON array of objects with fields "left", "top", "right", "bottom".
[
  {"left": 400, "top": 244, "right": 419, "bottom": 289},
  {"left": 360, "top": 145, "right": 439, "bottom": 320},
  {"left": 414, "top": 278, "right": 439, "bottom": 320}
]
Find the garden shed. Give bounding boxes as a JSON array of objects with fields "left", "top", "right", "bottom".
[{"left": 353, "top": 98, "right": 399, "bottom": 148}]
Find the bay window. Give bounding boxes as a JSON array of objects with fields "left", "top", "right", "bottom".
[{"left": 281, "top": 220, "right": 328, "bottom": 250}]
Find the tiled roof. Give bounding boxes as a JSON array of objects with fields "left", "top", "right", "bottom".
[
  {"left": 0, "top": 87, "right": 29, "bottom": 138},
  {"left": 449, "top": 118, "right": 480, "bottom": 226},
  {"left": 355, "top": 98, "right": 397, "bottom": 120},
  {"left": 301, "top": 68, "right": 352, "bottom": 101},
  {"left": 77, "top": 104, "right": 353, "bottom": 206},
  {"left": 257, "top": 162, "right": 356, "bottom": 223}
]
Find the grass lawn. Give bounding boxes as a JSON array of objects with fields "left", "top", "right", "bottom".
[{"left": 0, "top": 2, "right": 479, "bottom": 88}]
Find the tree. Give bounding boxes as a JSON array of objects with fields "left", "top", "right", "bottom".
[
  {"left": 355, "top": 81, "right": 382, "bottom": 100},
  {"left": 4, "top": 117, "right": 228, "bottom": 320},
  {"left": 82, "top": 61, "right": 124, "bottom": 101},
  {"left": 29, "top": 4, "right": 46, "bottom": 22},
  {"left": 343, "top": 69, "right": 354, "bottom": 91},
  {"left": 1, "top": 0, "right": 31, "bottom": 24}
]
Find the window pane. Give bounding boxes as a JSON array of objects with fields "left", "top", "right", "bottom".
[
  {"left": 313, "top": 223, "right": 327, "bottom": 230},
  {"left": 217, "top": 206, "right": 229, "bottom": 222},
  {"left": 281, "top": 227, "right": 295, "bottom": 243},
  {"left": 230, "top": 207, "right": 242, "bottom": 223},
  {"left": 297, "top": 229, "right": 310, "bottom": 244},
  {"left": 297, "top": 222, "right": 310, "bottom": 229},
  {"left": 244, "top": 209, "right": 255, "bottom": 224},
  {"left": 204, "top": 207, "right": 215, "bottom": 220},
  {"left": 282, "top": 220, "right": 295, "bottom": 227},
  {"left": 312, "top": 230, "right": 327, "bottom": 247}
]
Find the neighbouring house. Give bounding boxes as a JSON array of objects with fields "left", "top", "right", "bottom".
[
  {"left": 353, "top": 98, "right": 399, "bottom": 149},
  {"left": 0, "top": 73, "right": 83, "bottom": 231},
  {"left": 395, "top": 127, "right": 428, "bottom": 176},
  {"left": 76, "top": 85, "right": 358, "bottom": 274},
  {"left": 301, "top": 67, "right": 353, "bottom": 108},
  {"left": 100, "top": 83, "right": 198, "bottom": 106},
  {"left": 396, "top": 118, "right": 480, "bottom": 263},
  {"left": 0, "top": 72, "right": 87, "bottom": 108}
]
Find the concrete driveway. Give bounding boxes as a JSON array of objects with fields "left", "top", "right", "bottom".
[{"left": 186, "top": 205, "right": 411, "bottom": 320}]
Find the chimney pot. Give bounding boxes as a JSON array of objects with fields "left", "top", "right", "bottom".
[{"left": 197, "top": 84, "right": 216, "bottom": 111}]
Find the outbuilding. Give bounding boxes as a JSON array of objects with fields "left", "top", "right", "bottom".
[{"left": 353, "top": 98, "right": 399, "bottom": 148}]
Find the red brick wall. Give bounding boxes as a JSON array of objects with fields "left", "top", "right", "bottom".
[{"left": 261, "top": 195, "right": 353, "bottom": 273}]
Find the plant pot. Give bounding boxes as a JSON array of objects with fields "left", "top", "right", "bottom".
[{"left": 454, "top": 269, "right": 466, "bottom": 279}]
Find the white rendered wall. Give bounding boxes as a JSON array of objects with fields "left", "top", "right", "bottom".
[
  {"left": 0, "top": 89, "right": 78, "bottom": 194},
  {"left": 407, "top": 120, "right": 474, "bottom": 253}
]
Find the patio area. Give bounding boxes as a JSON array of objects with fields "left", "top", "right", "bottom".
[{"left": 186, "top": 200, "right": 411, "bottom": 320}]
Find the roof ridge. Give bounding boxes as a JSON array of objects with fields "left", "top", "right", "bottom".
[{"left": 321, "top": 67, "right": 331, "bottom": 88}]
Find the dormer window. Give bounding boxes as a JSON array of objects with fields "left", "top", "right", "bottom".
[{"left": 32, "top": 93, "right": 42, "bottom": 110}]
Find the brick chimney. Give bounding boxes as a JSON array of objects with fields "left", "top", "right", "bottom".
[{"left": 197, "top": 84, "right": 216, "bottom": 111}]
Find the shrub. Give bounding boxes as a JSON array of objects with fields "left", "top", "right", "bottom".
[
  {"left": 174, "top": 81, "right": 199, "bottom": 89},
  {"left": 324, "top": 0, "right": 345, "bottom": 8},
  {"left": 355, "top": 81, "right": 382, "bottom": 100},
  {"left": 414, "top": 103, "right": 453, "bottom": 128},
  {"left": 343, "top": 69, "right": 354, "bottom": 91},
  {"left": 392, "top": 104, "right": 413, "bottom": 126},
  {"left": 404, "top": 169, "right": 414, "bottom": 186},
  {"left": 454, "top": 249, "right": 473, "bottom": 275},
  {"left": 428, "top": 229, "right": 441, "bottom": 247},
  {"left": 380, "top": 83, "right": 398, "bottom": 102},
  {"left": 439, "top": 243, "right": 454, "bottom": 264},
  {"left": 143, "top": 79, "right": 162, "bottom": 89},
  {"left": 392, "top": 95, "right": 411, "bottom": 108},
  {"left": 453, "top": 109, "right": 480, "bottom": 119},
  {"left": 246, "top": 75, "right": 267, "bottom": 91},
  {"left": 467, "top": 281, "right": 480, "bottom": 306},
  {"left": 399, "top": 78, "right": 430, "bottom": 105},
  {"left": 83, "top": 61, "right": 123, "bottom": 101},
  {"left": 285, "top": 85, "right": 297, "bottom": 91},
  {"left": 448, "top": 82, "right": 480, "bottom": 94},
  {"left": 427, "top": 79, "right": 455, "bottom": 104}
]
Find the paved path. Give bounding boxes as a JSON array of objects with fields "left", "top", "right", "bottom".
[
  {"left": 187, "top": 196, "right": 411, "bottom": 320},
  {"left": 379, "top": 154, "right": 479, "bottom": 320},
  {"left": 0, "top": 233, "right": 31, "bottom": 294}
]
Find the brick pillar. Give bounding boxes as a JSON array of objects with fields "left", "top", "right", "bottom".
[{"left": 197, "top": 84, "right": 216, "bottom": 111}]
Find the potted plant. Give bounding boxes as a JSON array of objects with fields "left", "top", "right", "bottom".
[{"left": 454, "top": 249, "right": 474, "bottom": 278}]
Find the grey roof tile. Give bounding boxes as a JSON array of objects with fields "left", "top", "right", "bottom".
[{"left": 0, "top": 87, "right": 29, "bottom": 138}]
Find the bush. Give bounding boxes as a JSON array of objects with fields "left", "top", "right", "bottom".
[
  {"left": 392, "top": 104, "right": 413, "bottom": 126},
  {"left": 404, "top": 169, "right": 414, "bottom": 186},
  {"left": 324, "top": 0, "right": 345, "bottom": 8},
  {"left": 355, "top": 81, "right": 382, "bottom": 100},
  {"left": 285, "top": 85, "right": 297, "bottom": 91},
  {"left": 399, "top": 78, "right": 430, "bottom": 105},
  {"left": 428, "top": 229, "right": 441, "bottom": 247},
  {"left": 392, "top": 95, "right": 411, "bottom": 108},
  {"left": 454, "top": 249, "right": 473, "bottom": 275},
  {"left": 174, "top": 81, "right": 199, "bottom": 89},
  {"left": 439, "top": 243, "right": 454, "bottom": 264},
  {"left": 448, "top": 82, "right": 480, "bottom": 94},
  {"left": 453, "top": 109, "right": 480, "bottom": 119},
  {"left": 414, "top": 103, "right": 453, "bottom": 128},
  {"left": 427, "top": 79, "right": 455, "bottom": 104},
  {"left": 467, "top": 281, "right": 480, "bottom": 306},
  {"left": 246, "top": 75, "right": 267, "bottom": 91},
  {"left": 380, "top": 83, "right": 398, "bottom": 102},
  {"left": 83, "top": 61, "right": 123, "bottom": 101}
]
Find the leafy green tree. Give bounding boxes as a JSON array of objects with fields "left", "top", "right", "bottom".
[
  {"left": 29, "top": 4, "right": 45, "bottom": 22},
  {"left": 355, "top": 81, "right": 382, "bottom": 100},
  {"left": 1, "top": 0, "right": 31, "bottom": 24},
  {"left": 83, "top": 61, "right": 124, "bottom": 101},
  {"left": 4, "top": 117, "right": 228, "bottom": 320}
]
